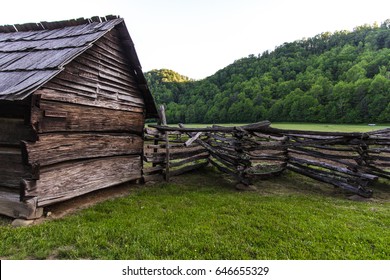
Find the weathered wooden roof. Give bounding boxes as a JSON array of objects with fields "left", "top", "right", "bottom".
[{"left": 0, "top": 16, "right": 158, "bottom": 118}]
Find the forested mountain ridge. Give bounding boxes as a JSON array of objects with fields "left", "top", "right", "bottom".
[{"left": 145, "top": 20, "right": 390, "bottom": 124}]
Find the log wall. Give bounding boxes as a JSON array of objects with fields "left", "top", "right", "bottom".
[
  {"left": 0, "top": 25, "right": 153, "bottom": 219},
  {"left": 0, "top": 116, "right": 35, "bottom": 191},
  {"left": 17, "top": 28, "right": 146, "bottom": 207}
]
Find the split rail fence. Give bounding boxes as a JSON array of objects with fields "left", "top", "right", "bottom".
[{"left": 143, "top": 121, "right": 389, "bottom": 198}]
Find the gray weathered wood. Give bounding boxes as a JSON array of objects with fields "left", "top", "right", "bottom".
[
  {"left": 22, "top": 155, "right": 142, "bottom": 206},
  {"left": 0, "top": 192, "right": 42, "bottom": 219},
  {"left": 31, "top": 99, "right": 144, "bottom": 133},
  {"left": 22, "top": 133, "right": 142, "bottom": 166}
]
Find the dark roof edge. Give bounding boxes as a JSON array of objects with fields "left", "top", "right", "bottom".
[
  {"left": 115, "top": 20, "right": 158, "bottom": 118},
  {"left": 0, "top": 15, "right": 120, "bottom": 33}
]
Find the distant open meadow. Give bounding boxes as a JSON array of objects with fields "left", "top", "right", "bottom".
[{"left": 159, "top": 122, "right": 390, "bottom": 133}]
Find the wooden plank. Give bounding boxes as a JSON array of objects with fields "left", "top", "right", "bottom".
[
  {"left": 288, "top": 146, "right": 358, "bottom": 160},
  {"left": 156, "top": 105, "right": 170, "bottom": 180},
  {"left": 209, "top": 153, "right": 238, "bottom": 170},
  {"left": 150, "top": 125, "right": 242, "bottom": 133},
  {"left": 22, "top": 155, "right": 142, "bottom": 206},
  {"left": 22, "top": 133, "right": 142, "bottom": 166},
  {"left": 185, "top": 132, "right": 203, "bottom": 147},
  {"left": 165, "top": 131, "right": 170, "bottom": 181},
  {"left": 206, "top": 132, "right": 237, "bottom": 145},
  {"left": 84, "top": 46, "right": 130, "bottom": 74},
  {"left": 169, "top": 152, "right": 210, "bottom": 168},
  {"left": 31, "top": 99, "right": 144, "bottom": 133},
  {"left": 158, "top": 105, "right": 167, "bottom": 126},
  {"left": 74, "top": 51, "right": 137, "bottom": 85},
  {"left": 262, "top": 127, "right": 366, "bottom": 138},
  {"left": 288, "top": 156, "right": 378, "bottom": 181},
  {"left": 99, "top": 29, "right": 126, "bottom": 53},
  {"left": 287, "top": 164, "right": 373, "bottom": 197},
  {"left": 146, "top": 147, "right": 208, "bottom": 160},
  {"left": 71, "top": 50, "right": 138, "bottom": 85},
  {"left": 239, "top": 121, "right": 271, "bottom": 130},
  {"left": 0, "top": 193, "right": 42, "bottom": 219},
  {"left": 38, "top": 88, "right": 144, "bottom": 113},
  {"left": 94, "top": 38, "right": 131, "bottom": 66},
  {"left": 205, "top": 139, "right": 237, "bottom": 153},
  {"left": 55, "top": 70, "right": 145, "bottom": 106},
  {"left": 47, "top": 75, "right": 99, "bottom": 98},
  {"left": 146, "top": 143, "right": 185, "bottom": 149},
  {"left": 252, "top": 132, "right": 288, "bottom": 141},
  {"left": 144, "top": 127, "right": 161, "bottom": 136},
  {"left": 361, "top": 166, "right": 390, "bottom": 180}
]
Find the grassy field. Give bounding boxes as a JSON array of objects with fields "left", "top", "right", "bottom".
[
  {"left": 0, "top": 169, "right": 389, "bottom": 260},
  {"left": 0, "top": 123, "right": 389, "bottom": 260},
  {"left": 178, "top": 122, "right": 390, "bottom": 133}
]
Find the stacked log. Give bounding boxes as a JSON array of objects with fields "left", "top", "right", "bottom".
[
  {"left": 143, "top": 126, "right": 209, "bottom": 182},
  {"left": 260, "top": 127, "right": 390, "bottom": 197},
  {"left": 201, "top": 128, "right": 252, "bottom": 185},
  {"left": 241, "top": 131, "right": 288, "bottom": 179},
  {"left": 363, "top": 129, "right": 390, "bottom": 180},
  {"left": 149, "top": 121, "right": 274, "bottom": 185},
  {"left": 0, "top": 107, "right": 43, "bottom": 219},
  {"left": 148, "top": 122, "right": 389, "bottom": 197}
]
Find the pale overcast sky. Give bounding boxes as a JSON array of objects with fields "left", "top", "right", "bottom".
[{"left": 1, "top": 0, "right": 390, "bottom": 79}]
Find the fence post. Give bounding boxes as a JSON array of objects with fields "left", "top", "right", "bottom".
[{"left": 158, "top": 105, "right": 170, "bottom": 181}]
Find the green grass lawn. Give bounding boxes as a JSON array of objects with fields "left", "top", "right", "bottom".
[
  {"left": 0, "top": 168, "right": 389, "bottom": 260},
  {"left": 271, "top": 123, "right": 389, "bottom": 133},
  {"left": 177, "top": 122, "right": 390, "bottom": 133}
]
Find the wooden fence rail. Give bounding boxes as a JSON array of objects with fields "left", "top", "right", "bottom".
[{"left": 143, "top": 122, "right": 389, "bottom": 198}]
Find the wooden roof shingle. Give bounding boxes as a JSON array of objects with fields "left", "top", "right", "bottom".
[{"left": 0, "top": 16, "right": 158, "bottom": 118}]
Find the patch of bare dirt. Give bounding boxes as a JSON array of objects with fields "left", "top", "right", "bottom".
[{"left": 33, "top": 182, "right": 141, "bottom": 225}]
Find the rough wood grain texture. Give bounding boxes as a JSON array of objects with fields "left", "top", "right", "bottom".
[
  {"left": 150, "top": 121, "right": 271, "bottom": 133},
  {"left": 22, "top": 133, "right": 143, "bottom": 166},
  {"left": 185, "top": 132, "right": 203, "bottom": 147},
  {"left": 33, "top": 28, "right": 147, "bottom": 112},
  {"left": 149, "top": 123, "right": 388, "bottom": 197},
  {"left": 288, "top": 156, "right": 378, "bottom": 181},
  {"left": 31, "top": 99, "right": 144, "bottom": 133},
  {"left": 144, "top": 146, "right": 207, "bottom": 163},
  {"left": 0, "top": 193, "right": 42, "bottom": 219},
  {"left": 22, "top": 155, "right": 142, "bottom": 206},
  {"left": 37, "top": 88, "right": 144, "bottom": 114},
  {"left": 287, "top": 164, "right": 373, "bottom": 197},
  {"left": 169, "top": 152, "right": 210, "bottom": 168}
]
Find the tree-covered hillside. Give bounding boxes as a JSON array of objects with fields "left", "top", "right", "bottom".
[{"left": 145, "top": 20, "right": 390, "bottom": 124}]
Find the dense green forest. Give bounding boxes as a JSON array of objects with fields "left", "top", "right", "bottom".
[{"left": 145, "top": 20, "right": 390, "bottom": 124}]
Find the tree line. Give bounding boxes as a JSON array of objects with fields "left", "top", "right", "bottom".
[{"left": 145, "top": 20, "right": 390, "bottom": 124}]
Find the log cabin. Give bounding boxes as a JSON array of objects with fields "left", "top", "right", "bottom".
[{"left": 0, "top": 16, "right": 158, "bottom": 219}]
